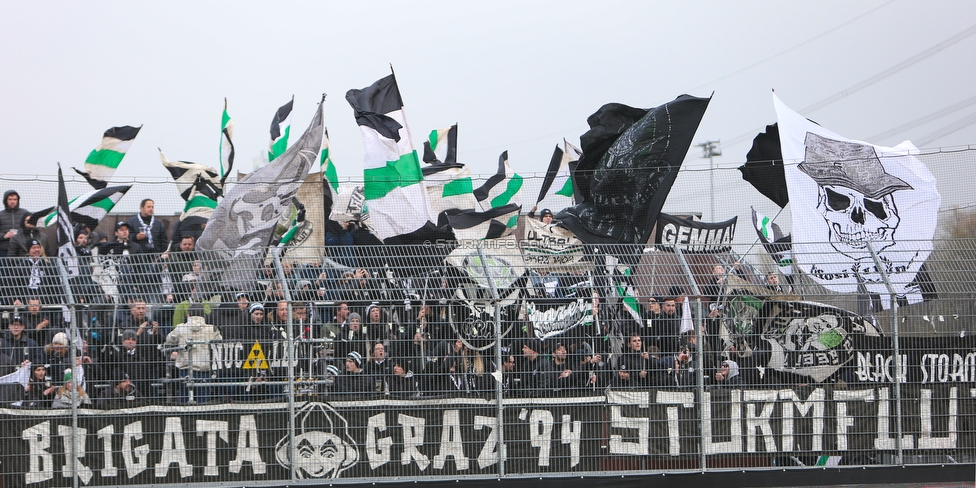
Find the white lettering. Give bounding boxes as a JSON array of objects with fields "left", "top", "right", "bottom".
[
  {"left": 154, "top": 417, "right": 192, "bottom": 478},
  {"left": 195, "top": 420, "right": 228, "bottom": 476},
  {"left": 433, "top": 410, "right": 469, "bottom": 470},
  {"left": 367, "top": 414, "right": 392, "bottom": 469},
  {"left": 399, "top": 414, "right": 430, "bottom": 470},
  {"left": 229, "top": 415, "right": 266, "bottom": 474}
]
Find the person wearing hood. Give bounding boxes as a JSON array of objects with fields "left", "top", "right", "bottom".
[
  {"left": 712, "top": 359, "right": 743, "bottom": 387},
  {"left": 163, "top": 304, "right": 221, "bottom": 404},
  {"left": 0, "top": 189, "right": 30, "bottom": 257}
]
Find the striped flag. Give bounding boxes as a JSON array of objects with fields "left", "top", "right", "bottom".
[
  {"left": 536, "top": 138, "right": 580, "bottom": 204},
  {"left": 219, "top": 98, "right": 235, "bottom": 186},
  {"left": 423, "top": 124, "right": 458, "bottom": 165},
  {"left": 268, "top": 96, "right": 294, "bottom": 162},
  {"left": 74, "top": 125, "right": 141, "bottom": 189},
  {"left": 40, "top": 185, "right": 132, "bottom": 231},
  {"left": 56, "top": 165, "right": 79, "bottom": 277},
  {"left": 346, "top": 74, "right": 435, "bottom": 242},
  {"left": 474, "top": 151, "right": 523, "bottom": 211},
  {"left": 447, "top": 203, "right": 521, "bottom": 241},
  {"left": 160, "top": 151, "right": 221, "bottom": 220}
]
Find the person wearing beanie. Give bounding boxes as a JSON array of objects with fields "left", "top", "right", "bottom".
[
  {"left": 334, "top": 350, "right": 374, "bottom": 394},
  {"left": 335, "top": 312, "right": 369, "bottom": 361}
]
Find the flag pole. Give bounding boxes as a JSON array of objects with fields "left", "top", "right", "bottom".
[{"left": 320, "top": 93, "right": 331, "bottom": 252}]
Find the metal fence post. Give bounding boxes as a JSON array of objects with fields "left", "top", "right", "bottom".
[
  {"left": 867, "top": 241, "right": 903, "bottom": 465},
  {"left": 475, "top": 244, "right": 506, "bottom": 476},
  {"left": 674, "top": 248, "right": 707, "bottom": 471},
  {"left": 56, "top": 257, "right": 80, "bottom": 488},
  {"left": 271, "top": 247, "right": 297, "bottom": 481}
]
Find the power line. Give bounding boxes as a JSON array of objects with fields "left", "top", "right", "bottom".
[
  {"left": 866, "top": 94, "right": 976, "bottom": 141},
  {"left": 917, "top": 111, "right": 976, "bottom": 146},
  {"left": 723, "top": 22, "right": 976, "bottom": 148}
]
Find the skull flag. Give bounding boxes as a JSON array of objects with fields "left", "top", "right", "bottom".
[{"left": 774, "top": 94, "right": 940, "bottom": 308}]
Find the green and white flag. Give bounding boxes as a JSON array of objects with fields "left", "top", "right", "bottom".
[
  {"left": 423, "top": 124, "right": 457, "bottom": 165},
  {"left": 474, "top": 151, "right": 523, "bottom": 213},
  {"left": 536, "top": 138, "right": 580, "bottom": 205},
  {"left": 219, "top": 98, "right": 235, "bottom": 186},
  {"left": 321, "top": 128, "right": 339, "bottom": 193},
  {"left": 160, "top": 150, "right": 221, "bottom": 220},
  {"left": 346, "top": 74, "right": 433, "bottom": 242},
  {"left": 41, "top": 185, "right": 131, "bottom": 230},
  {"left": 74, "top": 125, "right": 141, "bottom": 189},
  {"left": 268, "top": 96, "right": 294, "bottom": 162}
]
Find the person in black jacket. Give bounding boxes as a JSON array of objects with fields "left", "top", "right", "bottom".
[{"left": 0, "top": 190, "right": 30, "bottom": 257}]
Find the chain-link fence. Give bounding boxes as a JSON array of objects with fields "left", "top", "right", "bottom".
[{"left": 1, "top": 234, "right": 974, "bottom": 486}]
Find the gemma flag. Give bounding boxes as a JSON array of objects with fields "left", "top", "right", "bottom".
[{"left": 774, "top": 93, "right": 940, "bottom": 308}]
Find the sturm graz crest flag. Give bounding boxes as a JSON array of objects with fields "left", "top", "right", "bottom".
[{"left": 759, "top": 299, "right": 879, "bottom": 383}]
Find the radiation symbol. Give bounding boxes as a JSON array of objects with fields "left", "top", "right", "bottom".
[{"left": 243, "top": 341, "right": 269, "bottom": 370}]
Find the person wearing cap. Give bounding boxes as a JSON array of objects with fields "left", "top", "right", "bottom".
[
  {"left": 23, "top": 363, "right": 56, "bottom": 408},
  {"left": 0, "top": 189, "right": 30, "bottom": 257},
  {"left": 1, "top": 315, "right": 44, "bottom": 371},
  {"left": 333, "top": 351, "right": 374, "bottom": 394},
  {"left": 163, "top": 304, "right": 222, "bottom": 404},
  {"left": 95, "top": 221, "right": 148, "bottom": 302},
  {"left": 52, "top": 366, "right": 91, "bottom": 408}
]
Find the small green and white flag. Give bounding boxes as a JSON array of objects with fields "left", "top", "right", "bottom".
[
  {"left": 219, "top": 98, "right": 235, "bottom": 186},
  {"left": 160, "top": 150, "right": 221, "bottom": 220},
  {"left": 268, "top": 96, "right": 294, "bottom": 162},
  {"left": 40, "top": 185, "right": 131, "bottom": 230},
  {"left": 74, "top": 125, "right": 141, "bottom": 189},
  {"left": 423, "top": 124, "right": 457, "bottom": 165},
  {"left": 536, "top": 138, "right": 580, "bottom": 205},
  {"left": 346, "top": 74, "right": 433, "bottom": 242},
  {"left": 474, "top": 151, "right": 523, "bottom": 213}
]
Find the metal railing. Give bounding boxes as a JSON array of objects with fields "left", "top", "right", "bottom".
[{"left": 0, "top": 237, "right": 974, "bottom": 486}]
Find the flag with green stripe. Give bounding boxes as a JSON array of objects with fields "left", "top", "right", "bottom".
[
  {"left": 346, "top": 74, "right": 434, "bottom": 242},
  {"left": 160, "top": 150, "right": 222, "bottom": 220},
  {"left": 219, "top": 98, "right": 235, "bottom": 186},
  {"left": 474, "top": 151, "right": 523, "bottom": 212},
  {"left": 423, "top": 124, "right": 457, "bottom": 165},
  {"left": 41, "top": 185, "right": 131, "bottom": 231},
  {"left": 74, "top": 125, "right": 141, "bottom": 189},
  {"left": 268, "top": 96, "right": 293, "bottom": 162},
  {"left": 56, "top": 165, "right": 79, "bottom": 277},
  {"left": 537, "top": 138, "right": 580, "bottom": 205},
  {"left": 751, "top": 206, "right": 793, "bottom": 275}
]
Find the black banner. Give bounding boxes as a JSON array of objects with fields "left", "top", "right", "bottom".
[
  {"left": 654, "top": 214, "right": 737, "bottom": 253},
  {"left": 2, "top": 385, "right": 974, "bottom": 486}
]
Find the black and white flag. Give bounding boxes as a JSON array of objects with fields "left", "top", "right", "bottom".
[
  {"left": 775, "top": 94, "right": 941, "bottom": 308},
  {"left": 56, "top": 165, "right": 79, "bottom": 278}
]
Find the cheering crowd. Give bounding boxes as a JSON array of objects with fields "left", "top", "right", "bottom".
[{"left": 0, "top": 191, "right": 806, "bottom": 409}]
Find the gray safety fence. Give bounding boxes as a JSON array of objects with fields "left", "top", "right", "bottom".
[{"left": 0, "top": 237, "right": 974, "bottom": 486}]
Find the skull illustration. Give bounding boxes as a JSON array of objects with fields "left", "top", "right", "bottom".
[{"left": 818, "top": 184, "right": 900, "bottom": 257}]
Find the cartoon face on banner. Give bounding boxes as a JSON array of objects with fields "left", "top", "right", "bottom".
[
  {"left": 275, "top": 402, "right": 358, "bottom": 479},
  {"left": 759, "top": 300, "right": 878, "bottom": 383}
]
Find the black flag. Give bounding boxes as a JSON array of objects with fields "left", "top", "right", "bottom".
[
  {"left": 557, "top": 95, "right": 711, "bottom": 246},
  {"left": 56, "top": 165, "right": 79, "bottom": 278},
  {"left": 738, "top": 123, "right": 789, "bottom": 208}
]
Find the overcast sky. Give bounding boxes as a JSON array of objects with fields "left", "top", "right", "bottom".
[{"left": 2, "top": 1, "right": 975, "bottom": 224}]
